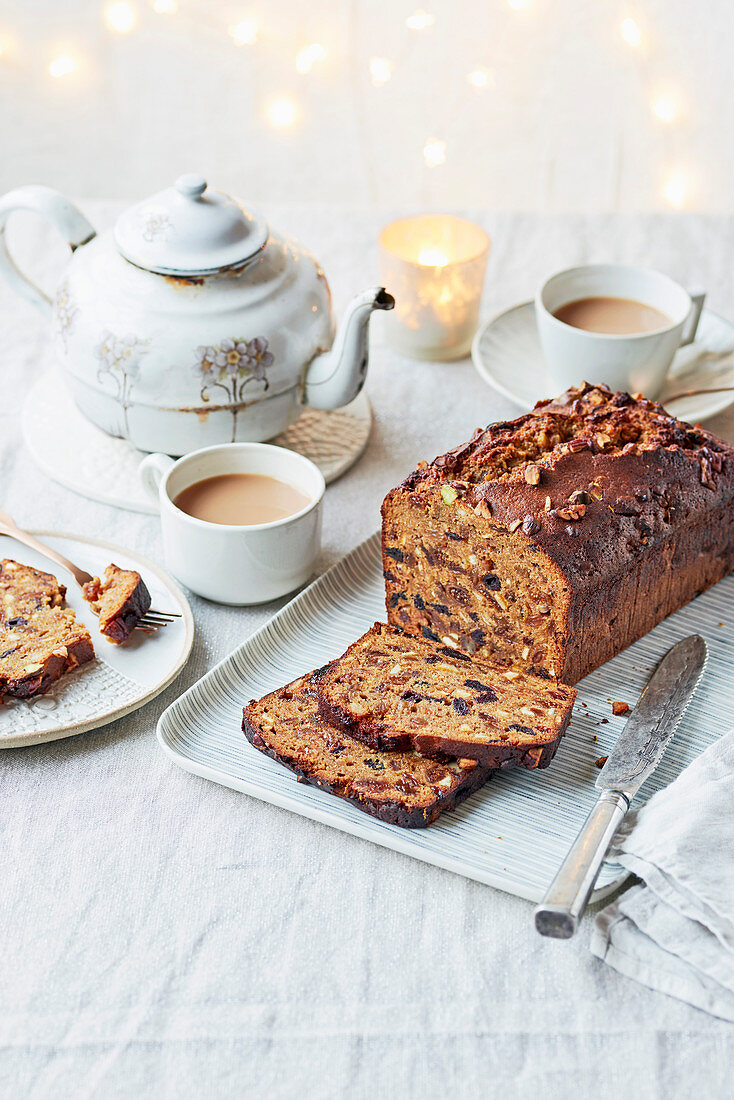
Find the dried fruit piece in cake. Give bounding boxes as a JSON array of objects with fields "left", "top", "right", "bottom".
[
  {"left": 0, "top": 560, "right": 94, "bottom": 700},
  {"left": 242, "top": 666, "right": 494, "bottom": 828},
  {"left": 317, "top": 622, "right": 575, "bottom": 768},
  {"left": 382, "top": 383, "right": 734, "bottom": 683},
  {"left": 83, "top": 564, "right": 151, "bottom": 644}
]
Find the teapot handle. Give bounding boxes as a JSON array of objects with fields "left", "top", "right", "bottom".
[{"left": 0, "top": 186, "right": 96, "bottom": 316}]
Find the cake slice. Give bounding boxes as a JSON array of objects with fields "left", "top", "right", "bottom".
[
  {"left": 0, "top": 560, "right": 94, "bottom": 700},
  {"left": 242, "top": 666, "right": 494, "bottom": 828},
  {"left": 316, "top": 623, "right": 576, "bottom": 768},
  {"left": 83, "top": 564, "right": 151, "bottom": 643}
]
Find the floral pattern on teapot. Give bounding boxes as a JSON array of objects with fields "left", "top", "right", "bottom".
[
  {"left": 195, "top": 336, "right": 274, "bottom": 404},
  {"left": 54, "top": 280, "right": 79, "bottom": 351},
  {"left": 95, "top": 330, "right": 151, "bottom": 437}
]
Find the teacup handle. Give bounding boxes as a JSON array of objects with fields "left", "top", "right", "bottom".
[
  {"left": 681, "top": 288, "right": 706, "bottom": 347},
  {"left": 139, "top": 453, "right": 175, "bottom": 504}
]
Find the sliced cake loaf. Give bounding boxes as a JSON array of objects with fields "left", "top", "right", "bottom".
[
  {"left": 382, "top": 382, "right": 734, "bottom": 683},
  {"left": 316, "top": 622, "right": 575, "bottom": 768},
  {"left": 242, "top": 665, "right": 495, "bottom": 828}
]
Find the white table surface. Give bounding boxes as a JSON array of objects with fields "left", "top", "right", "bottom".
[{"left": 2, "top": 205, "right": 733, "bottom": 1099}]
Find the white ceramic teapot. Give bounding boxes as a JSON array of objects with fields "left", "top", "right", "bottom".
[{"left": 0, "top": 175, "right": 394, "bottom": 454}]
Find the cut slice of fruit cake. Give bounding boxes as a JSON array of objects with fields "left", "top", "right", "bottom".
[
  {"left": 242, "top": 665, "right": 495, "bottom": 828},
  {"left": 316, "top": 623, "right": 575, "bottom": 769}
]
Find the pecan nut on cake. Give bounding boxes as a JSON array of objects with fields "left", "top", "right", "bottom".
[{"left": 382, "top": 383, "right": 734, "bottom": 684}]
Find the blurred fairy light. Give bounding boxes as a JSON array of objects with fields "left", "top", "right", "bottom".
[
  {"left": 48, "top": 55, "right": 75, "bottom": 77},
  {"left": 104, "top": 2, "right": 137, "bottom": 34},
  {"left": 662, "top": 174, "right": 686, "bottom": 208},
  {"left": 295, "top": 43, "right": 326, "bottom": 74},
  {"left": 229, "top": 18, "right": 258, "bottom": 46},
  {"left": 152, "top": 0, "right": 177, "bottom": 12},
  {"left": 620, "top": 18, "right": 641, "bottom": 48},
  {"left": 369, "top": 57, "right": 393, "bottom": 86},
  {"left": 467, "top": 66, "right": 493, "bottom": 90},
  {"left": 423, "top": 138, "right": 446, "bottom": 168},
  {"left": 507, "top": 0, "right": 530, "bottom": 9},
  {"left": 267, "top": 97, "right": 298, "bottom": 128},
  {"left": 652, "top": 96, "right": 677, "bottom": 123},
  {"left": 405, "top": 10, "right": 435, "bottom": 30}
]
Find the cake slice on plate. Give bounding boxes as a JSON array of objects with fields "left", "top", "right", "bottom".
[{"left": 0, "top": 559, "right": 94, "bottom": 700}]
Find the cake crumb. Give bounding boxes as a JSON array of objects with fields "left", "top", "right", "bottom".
[
  {"left": 612, "top": 701, "right": 630, "bottom": 716},
  {"left": 594, "top": 756, "right": 609, "bottom": 769}
]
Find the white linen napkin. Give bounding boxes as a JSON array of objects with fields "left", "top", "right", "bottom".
[{"left": 590, "top": 728, "right": 734, "bottom": 1021}]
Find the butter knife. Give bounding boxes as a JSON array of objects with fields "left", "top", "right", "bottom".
[{"left": 534, "top": 633, "right": 707, "bottom": 939}]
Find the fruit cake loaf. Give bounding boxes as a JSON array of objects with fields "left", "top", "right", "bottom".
[
  {"left": 0, "top": 560, "right": 94, "bottom": 700},
  {"left": 83, "top": 564, "right": 151, "bottom": 644},
  {"left": 382, "top": 382, "right": 734, "bottom": 684},
  {"left": 317, "top": 622, "right": 575, "bottom": 768},
  {"left": 243, "top": 666, "right": 495, "bottom": 827}
]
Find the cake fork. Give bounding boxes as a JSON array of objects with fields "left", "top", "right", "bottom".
[{"left": 0, "top": 510, "right": 180, "bottom": 631}]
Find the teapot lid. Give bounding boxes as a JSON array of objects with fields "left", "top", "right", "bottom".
[{"left": 113, "top": 175, "right": 269, "bottom": 276}]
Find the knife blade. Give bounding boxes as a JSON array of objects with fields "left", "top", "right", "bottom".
[
  {"left": 534, "top": 634, "right": 707, "bottom": 939},
  {"left": 595, "top": 633, "right": 708, "bottom": 799}
]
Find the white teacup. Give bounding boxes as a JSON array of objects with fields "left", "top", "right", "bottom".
[
  {"left": 139, "top": 443, "right": 325, "bottom": 605},
  {"left": 535, "top": 264, "right": 705, "bottom": 397}
]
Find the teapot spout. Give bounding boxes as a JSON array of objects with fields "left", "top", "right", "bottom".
[{"left": 303, "top": 286, "right": 394, "bottom": 410}]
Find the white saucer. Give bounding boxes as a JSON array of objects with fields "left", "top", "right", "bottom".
[
  {"left": 0, "top": 531, "right": 194, "bottom": 748},
  {"left": 472, "top": 301, "right": 734, "bottom": 423},
  {"left": 23, "top": 366, "right": 373, "bottom": 515}
]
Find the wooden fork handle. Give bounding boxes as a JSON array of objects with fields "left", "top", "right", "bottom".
[{"left": 0, "top": 514, "right": 93, "bottom": 588}]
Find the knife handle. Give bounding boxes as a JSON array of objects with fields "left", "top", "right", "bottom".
[{"left": 534, "top": 789, "right": 629, "bottom": 939}]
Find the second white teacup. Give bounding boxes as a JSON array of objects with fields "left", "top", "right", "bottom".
[
  {"left": 139, "top": 443, "right": 325, "bottom": 605},
  {"left": 536, "top": 264, "right": 705, "bottom": 397}
]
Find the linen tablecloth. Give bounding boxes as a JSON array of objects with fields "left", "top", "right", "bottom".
[{"left": 2, "top": 206, "right": 734, "bottom": 1099}]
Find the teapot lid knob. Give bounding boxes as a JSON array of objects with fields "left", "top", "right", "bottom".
[{"left": 175, "top": 174, "right": 207, "bottom": 199}]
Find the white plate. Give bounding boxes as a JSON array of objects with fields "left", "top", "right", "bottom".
[
  {"left": 472, "top": 301, "right": 734, "bottom": 423},
  {"left": 157, "top": 533, "right": 733, "bottom": 903},
  {"left": 0, "top": 532, "right": 194, "bottom": 748},
  {"left": 22, "top": 365, "right": 373, "bottom": 515}
]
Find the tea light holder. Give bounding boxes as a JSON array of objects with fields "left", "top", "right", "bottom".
[{"left": 378, "top": 215, "right": 490, "bottom": 360}]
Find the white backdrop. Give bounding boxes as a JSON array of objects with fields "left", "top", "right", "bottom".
[{"left": 1, "top": 0, "right": 733, "bottom": 212}]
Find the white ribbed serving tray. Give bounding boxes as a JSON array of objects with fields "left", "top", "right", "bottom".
[{"left": 157, "top": 533, "right": 734, "bottom": 903}]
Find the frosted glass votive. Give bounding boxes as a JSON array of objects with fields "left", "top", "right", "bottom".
[{"left": 378, "top": 215, "right": 490, "bottom": 361}]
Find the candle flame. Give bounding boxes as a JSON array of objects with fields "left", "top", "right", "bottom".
[
  {"left": 620, "top": 17, "right": 641, "bottom": 48},
  {"left": 418, "top": 248, "right": 450, "bottom": 267}
]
